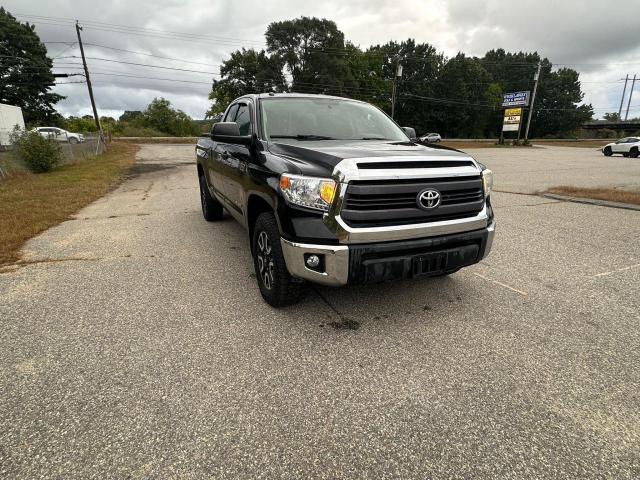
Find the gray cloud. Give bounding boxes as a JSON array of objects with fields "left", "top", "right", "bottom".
[{"left": 5, "top": 0, "right": 640, "bottom": 119}]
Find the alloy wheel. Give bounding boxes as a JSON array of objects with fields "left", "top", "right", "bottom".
[{"left": 256, "top": 230, "right": 275, "bottom": 290}]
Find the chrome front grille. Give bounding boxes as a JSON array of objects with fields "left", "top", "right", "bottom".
[{"left": 340, "top": 176, "right": 484, "bottom": 227}]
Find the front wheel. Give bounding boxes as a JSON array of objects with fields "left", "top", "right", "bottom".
[
  {"left": 629, "top": 148, "right": 639, "bottom": 158},
  {"left": 252, "top": 212, "right": 305, "bottom": 307},
  {"left": 603, "top": 146, "right": 612, "bottom": 157},
  {"left": 68, "top": 137, "right": 79, "bottom": 144}
]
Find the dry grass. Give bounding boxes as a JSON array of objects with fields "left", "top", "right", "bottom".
[
  {"left": 0, "top": 143, "right": 138, "bottom": 265},
  {"left": 534, "top": 140, "right": 610, "bottom": 148},
  {"left": 439, "top": 139, "right": 610, "bottom": 149},
  {"left": 546, "top": 186, "right": 640, "bottom": 206},
  {"left": 439, "top": 141, "right": 519, "bottom": 149},
  {"left": 112, "top": 137, "right": 198, "bottom": 144}
]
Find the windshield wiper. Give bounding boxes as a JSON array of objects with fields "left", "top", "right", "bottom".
[
  {"left": 358, "top": 136, "right": 390, "bottom": 140},
  {"left": 270, "top": 134, "right": 335, "bottom": 141}
]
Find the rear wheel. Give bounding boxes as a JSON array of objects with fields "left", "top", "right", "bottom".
[
  {"left": 603, "top": 146, "right": 612, "bottom": 156},
  {"left": 629, "top": 148, "right": 639, "bottom": 158},
  {"left": 252, "top": 212, "right": 305, "bottom": 307},
  {"left": 199, "top": 174, "right": 223, "bottom": 221}
]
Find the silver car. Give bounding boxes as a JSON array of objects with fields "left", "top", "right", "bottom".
[
  {"left": 420, "top": 132, "right": 442, "bottom": 143},
  {"left": 33, "top": 127, "right": 85, "bottom": 144}
]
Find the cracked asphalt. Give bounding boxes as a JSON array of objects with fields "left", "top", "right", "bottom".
[{"left": 1, "top": 144, "right": 639, "bottom": 479}]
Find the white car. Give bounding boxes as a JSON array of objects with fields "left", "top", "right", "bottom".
[
  {"left": 33, "top": 127, "right": 85, "bottom": 144},
  {"left": 602, "top": 137, "right": 639, "bottom": 158},
  {"left": 420, "top": 132, "right": 442, "bottom": 143}
]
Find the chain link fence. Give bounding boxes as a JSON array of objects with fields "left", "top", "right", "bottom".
[
  {"left": 59, "top": 136, "right": 106, "bottom": 163},
  {"left": 0, "top": 136, "right": 107, "bottom": 179}
]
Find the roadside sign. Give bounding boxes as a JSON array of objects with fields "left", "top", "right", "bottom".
[
  {"left": 502, "top": 91, "right": 530, "bottom": 107},
  {"left": 502, "top": 107, "right": 522, "bottom": 133}
]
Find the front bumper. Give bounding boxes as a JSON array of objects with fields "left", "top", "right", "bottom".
[{"left": 281, "top": 221, "right": 495, "bottom": 287}]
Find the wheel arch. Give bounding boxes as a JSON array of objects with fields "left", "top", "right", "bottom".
[{"left": 247, "top": 193, "right": 277, "bottom": 249}]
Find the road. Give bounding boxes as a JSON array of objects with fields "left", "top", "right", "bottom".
[{"left": 1, "top": 145, "right": 639, "bottom": 478}]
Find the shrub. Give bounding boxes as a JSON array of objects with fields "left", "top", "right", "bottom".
[
  {"left": 113, "top": 125, "right": 169, "bottom": 137},
  {"left": 10, "top": 128, "right": 62, "bottom": 173}
]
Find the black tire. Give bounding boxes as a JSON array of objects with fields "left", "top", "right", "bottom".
[
  {"left": 629, "top": 148, "right": 639, "bottom": 158},
  {"left": 603, "top": 146, "right": 612, "bottom": 156},
  {"left": 252, "top": 212, "right": 305, "bottom": 307},
  {"left": 68, "top": 137, "right": 79, "bottom": 144},
  {"left": 199, "top": 174, "right": 224, "bottom": 221}
]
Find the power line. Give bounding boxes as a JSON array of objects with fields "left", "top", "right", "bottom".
[
  {"left": 58, "top": 55, "right": 221, "bottom": 75},
  {"left": 82, "top": 43, "right": 222, "bottom": 67}
]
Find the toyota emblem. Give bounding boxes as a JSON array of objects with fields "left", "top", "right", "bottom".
[{"left": 417, "top": 189, "right": 441, "bottom": 210}]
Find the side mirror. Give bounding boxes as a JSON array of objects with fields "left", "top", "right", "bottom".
[
  {"left": 402, "top": 127, "right": 417, "bottom": 141},
  {"left": 211, "top": 122, "right": 252, "bottom": 146}
]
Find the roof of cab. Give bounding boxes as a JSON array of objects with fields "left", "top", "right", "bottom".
[{"left": 238, "top": 92, "right": 366, "bottom": 103}]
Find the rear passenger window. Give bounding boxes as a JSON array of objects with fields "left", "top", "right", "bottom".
[{"left": 235, "top": 104, "right": 251, "bottom": 135}]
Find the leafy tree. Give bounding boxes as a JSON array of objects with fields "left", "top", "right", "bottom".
[
  {"left": 119, "top": 110, "right": 143, "bottom": 122},
  {"left": 0, "top": 8, "right": 64, "bottom": 125},
  {"left": 603, "top": 112, "right": 620, "bottom": 122},
  {"left": 142, "top": 97, "right": 200, "bottom": 136},
  {"left": 265, "top": 17, "right": 355, "bottom": 94},
  {"left": 207, "top": 48, "right": 286, "bottom": 117},
  {"left": 532, "top": 68, "right": 594, "bottom": 137},
  {"left": 65, "top": 116, "right": 97, "bottom": 133},
  {"left": 365, "top": 40, "right": 443, "bottom": 134}
]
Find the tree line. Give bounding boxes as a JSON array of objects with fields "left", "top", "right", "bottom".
[
  {"left": 2, "top": 8, "right": 595, "bottom": 138},
  {"left": 209, "top": 17, "right": 594, "bottom": 138}
]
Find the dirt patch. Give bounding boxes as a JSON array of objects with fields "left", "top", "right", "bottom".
[
  {"left": 327, "top": 319, "right": 361, "bottom": 330},
  {"left": 545, "top": 186, "right": 640, "bottom": 206}
]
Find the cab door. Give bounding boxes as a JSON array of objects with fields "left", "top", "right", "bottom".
[
  {"left": 612, "top": 138, "right": 628, "bottom": 153},
  {"left": 208, "top": 104, "right": 239, "bottom": 204},
  {"left": 223, "top": 102, "right": 254, "bottom": 218}
]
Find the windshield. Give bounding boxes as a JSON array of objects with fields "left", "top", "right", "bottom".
[{"left": 260, "top": 97, "right": 408, "bottom": 142}]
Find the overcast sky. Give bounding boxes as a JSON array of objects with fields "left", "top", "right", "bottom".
[{"left": 6, "top": 0, "right": 640, "bottom": 120}]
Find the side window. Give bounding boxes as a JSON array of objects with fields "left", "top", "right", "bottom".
[
  {"left": 223, "top": 104, "right": 239, "bottom": 123},
  {"left": 234, "top": 104, "right": 252, "bottom": 136}
]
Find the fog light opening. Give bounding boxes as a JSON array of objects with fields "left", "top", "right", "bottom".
[{"left": 304, "top": 253, "right": 325, "bottom": 272}]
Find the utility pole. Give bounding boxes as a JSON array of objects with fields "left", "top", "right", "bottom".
[
  {"left": 75, "top": 21, "right": 101, "bottom": 133},
  {"left": 524, "top": 62, "right": 541, "bottom": 142},
  {"left": 391, "top": 60, "right": 402, "bottom": 120},
  {"left": 618, "top": 74, "right": 629, "bottom": 119},
  {"left": 624, "top": 74, "right": 636, "bottom": 121}
]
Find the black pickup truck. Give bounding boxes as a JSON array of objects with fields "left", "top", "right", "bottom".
[{"left": 196, "top": 93, "right": 495, "bottom": 307}]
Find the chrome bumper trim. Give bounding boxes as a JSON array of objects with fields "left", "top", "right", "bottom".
[
  {"left": 328, "top": 204, "right": 489, "bottom": 244},
  {"left": 280, "top": 239, "right": 349, "bottom": 286},
  {"left": 482, "top": 220, "right": 496, "bottom": 259}
]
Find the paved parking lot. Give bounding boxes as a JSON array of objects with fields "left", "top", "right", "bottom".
[{"left": 1, "top": 144, "right": 639, "bottom": 478}]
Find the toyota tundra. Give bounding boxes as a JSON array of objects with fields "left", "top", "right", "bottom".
[{"left": 196, "top": 93, "right": 495, "bottom": 307}]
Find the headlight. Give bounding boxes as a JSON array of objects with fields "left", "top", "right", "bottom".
[
  {"left": 279, "top": 174, "right": 337, "bottom": 211},
  {"left": 482, "top": 169, "right": 493, "bottom": 197}
]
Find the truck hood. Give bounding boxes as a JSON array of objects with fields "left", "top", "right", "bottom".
[{"left": 267, "top": 140, "right": 475, "bottom": 177}]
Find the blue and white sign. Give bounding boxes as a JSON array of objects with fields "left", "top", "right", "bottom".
[{"left": 502, "top": 91, "right": 530, "bottom": 107}]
